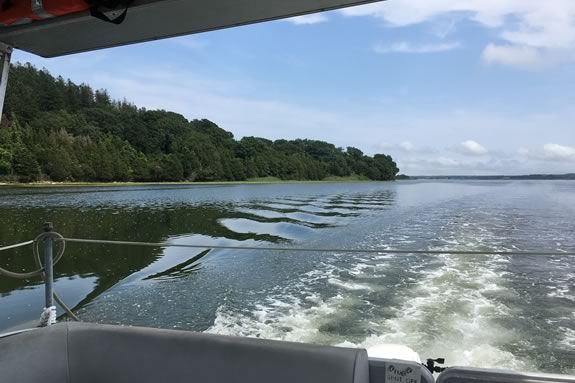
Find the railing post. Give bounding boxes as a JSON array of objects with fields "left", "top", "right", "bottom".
[
  {"left": 43, "top": 222, "right": 54, "bottom": 309},
  {"left": 0, "top": 43, "right": 12, "bottom": 123}
]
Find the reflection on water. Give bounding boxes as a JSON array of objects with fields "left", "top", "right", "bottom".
[
  {"left": 0, "top": 184, "right": 394, "bottom": 329},
  {"left": 0, "top": 181, "right": 574, "bottom": 374},
  {"left": 143, "top": 249, "right": 209, "bottom": 281}
]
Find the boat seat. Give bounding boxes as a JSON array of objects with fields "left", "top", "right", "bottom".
[
  {"left": 436, "top": 367, "right": 575, "bottom": 383},
  {"left": 0, "top": 322, "right": 370, "bottom": 383}
]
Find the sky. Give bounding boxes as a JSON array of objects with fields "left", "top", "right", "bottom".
[{"left": 12, "top": 0, "right": 575, "bottom": 176}]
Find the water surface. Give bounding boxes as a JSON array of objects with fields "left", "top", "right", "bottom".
[{"left": 0, "top": 181, "right": 573, "bottom": 374}]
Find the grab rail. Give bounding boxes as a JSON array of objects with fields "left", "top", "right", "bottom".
[
  {"left": 1, "top": 222, "right": 574, "bottom": 327},
  {"left": 62, "top": 237, "right": 575, "bottom": 257}
]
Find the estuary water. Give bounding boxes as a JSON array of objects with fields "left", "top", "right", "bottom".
[{"left": 0, "top": 180, "right": 573, "bottom": 373}]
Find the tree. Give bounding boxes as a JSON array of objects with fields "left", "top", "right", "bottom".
[
  {"left": 39, "top": 146, "right": 74, "bottom": 181},
  {"left": 95, "top": 89, "right": 112, "bottom": 106},
  {"left": 153, "top": 154, "right": 184, "bottom": 181},
  {"left": 12, "top": 146, "right": 40, "bottom": 182},
  {"left": 1, "top": 63, "right": 400, "bottom": 183},
  {"left": 0, "top": 147, "right": 11, "bottom": 175}
]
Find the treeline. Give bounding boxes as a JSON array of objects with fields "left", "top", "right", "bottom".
[{"left": 0, "top": 63, "right": 398, "bottom": 183}]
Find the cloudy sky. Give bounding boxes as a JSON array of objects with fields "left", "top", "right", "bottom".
[{"left": 13, "top": 0, "right": 575, "bottom": 175}]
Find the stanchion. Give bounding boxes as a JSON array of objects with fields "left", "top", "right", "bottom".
[{"left": 43, "top": 222, "right": 54, "bottom": 310}]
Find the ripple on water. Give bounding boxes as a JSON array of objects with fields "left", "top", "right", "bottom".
[
  {"left": 218, "top": 218, "right": 316, "bottom": 240},
  {"left": 3, "top": 182, "right": 575, "bottom": 375}
]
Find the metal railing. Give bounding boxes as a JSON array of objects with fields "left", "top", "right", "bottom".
[{"left": 1, "top": 222, "right": 574, "bottom": 327}]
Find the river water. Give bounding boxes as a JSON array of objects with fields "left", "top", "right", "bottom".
[{"left": 0, "top": 180, "right": 573, "bottom": 373}]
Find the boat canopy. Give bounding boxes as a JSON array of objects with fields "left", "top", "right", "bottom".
[{"left": 0, "top": 0, "right": 384, "bottom": 58}]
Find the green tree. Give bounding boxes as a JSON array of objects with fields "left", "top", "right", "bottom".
[
  {"left": 12, "top": 146, "right": 40, "bottom": 182},
  {"left": 0, "top": 147, "right": 12, "bottom": 175},
  {"left": 1, "top": 63, "right": 399, "bottom": 183}
]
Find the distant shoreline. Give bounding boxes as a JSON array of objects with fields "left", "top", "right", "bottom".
[
  {"left": 406, "top": 174, "right": 575, "bottom": 181},
  {"left": 2, "top": 174, "right": 574, "bottom": 188},
  {"left": 0, "top": 176, "right": 380, "bottom": 188}
]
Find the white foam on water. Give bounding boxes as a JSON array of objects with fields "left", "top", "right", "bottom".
[
  {"left": 559, "top": 327, "right": 575, "bottom": 349},
  {"left": 328, "top": 278, "right": 373, "bottom": 291},
  {"left": 208, "top": 209, "right": 554, "bottom": 373},
  {"left": 349, "top": 262, "right": 377, "bottom": 276},
  {"left": 547, "top": 286, "right": 575, "bottom": 302},
  {"left": 339, "top": 335, "right": 524, "bottom": 371},
  {"left": 361, "top": 210, "right": 533, "bottom": 370},
  {"left": 391, "top": 241, "right": 530, "bottom": 368},
  {"left": 207, "top": 294, "right": 346, "bottom": 343},
  {"left": 346, "top": 251, "right": 528, "bottom": 370},
  {"left": 206, "top": 257, "right": 349, "bottom": 342},
  {"left": 388, "top": 235, "right": 416, "bottom": 245},
  {"left": 546, "top": 272, "right": 575, "bottom": 302},
  {"left": 207, "top": 246, "right": 530, "bottom": 370}
]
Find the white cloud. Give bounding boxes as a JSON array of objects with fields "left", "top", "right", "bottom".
[
  {"left": 341, "top": 0, "right": 575, "bottom": 68},
  {"left": 94, "top": 68, "right": 572, "bottom": 175},
  {"left": 519, "top": 143, "right": 575, "bottom": 161},
  {"left": 432, "top": 19, "right": 457, "bottom": 39},
  {"left": 171, "top": 36, "right": 208, "bottom": 50},
  {"left": 399, "top": 141, "right": 415, "bottom": 151},
  {"left": 287, "top": 14, "right": 328, "bottom": 25},
  {"left": 518, "top": 147, "right": 530, "bottom": 156},
  {"left": 398, "top": 155, "right": 539, "bottom": 176},
  {"left": 374, "top": 41, "right": 460, "bottom": 54},
  {"left": 95, "top": 69, "right": 342, "bottom": 142},
  {"left": 481, "top": 44, "right": 544, "bottom": 68},
  {"left": 13, "top": 51, "right": 575, "bottom": 176},
  {"left": 542, "top": 144, "right": 575, "bottom": 161},
  {"left": 435, "top": 157, "right": 460, "bottom": 167},
  {"left": 459, "top": 140, "right": 488, "bottom": 156},
  {"left": 397, "top": 142, "right": 575, "bottom": 175}
]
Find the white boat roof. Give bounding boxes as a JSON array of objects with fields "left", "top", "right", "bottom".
[{"left": 0, "top": 0, "right": 384, "bottom": 57}]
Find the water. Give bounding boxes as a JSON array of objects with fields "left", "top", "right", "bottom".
[{"left": 0, "top": 181, "right": 573, "bottom": 374}]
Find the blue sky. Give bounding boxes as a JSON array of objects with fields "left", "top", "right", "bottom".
[{"left": 12, "top": 1, "right": 575, "bottom": 175}]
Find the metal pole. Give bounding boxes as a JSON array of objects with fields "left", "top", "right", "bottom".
[
  {"left": 0, "top": 43, "right": 12, "bottom": 122},
  {"left": 43, "top": 222, "right": 54, "bottom": 309}
]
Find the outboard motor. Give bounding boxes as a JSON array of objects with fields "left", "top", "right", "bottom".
[{"left": 424, "top": 358, "right": 447, "bottom": 374}]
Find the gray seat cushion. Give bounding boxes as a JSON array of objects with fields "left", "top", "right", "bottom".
[
  {"left": 0, "top": 325, "right": 69, "bottom": 383},
  {"left": 0, "top": 322, "right": 369, "bottom": 383}
]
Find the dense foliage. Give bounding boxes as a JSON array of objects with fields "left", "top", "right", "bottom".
[{"left": 0, "top": 63, "right": 398, "bottom": 182}]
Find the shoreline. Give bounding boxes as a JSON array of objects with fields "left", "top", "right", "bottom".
[{"left": 0, "top": 177, "right": 380, "bottom": 188}]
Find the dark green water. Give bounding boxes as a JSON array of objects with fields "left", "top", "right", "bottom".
[{"left": 0, "top": 181, "right": 573, "bottom": 374}]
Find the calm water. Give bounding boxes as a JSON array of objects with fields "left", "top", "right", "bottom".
[{"left": 0, "top": 181, "right": 574, "bottom": 373}]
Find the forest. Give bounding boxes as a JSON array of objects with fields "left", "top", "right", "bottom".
[{"left": 0, "top": 63, "right": 398, "bottom": 183}]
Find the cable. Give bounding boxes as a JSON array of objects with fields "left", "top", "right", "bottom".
[
  {"left": 0, "top": 240, "right": 33, "bottom": 252},
  {"left": 54, "top": 291, "right": 80, "bottom": 321},
  {"left": 0, "top": 233, "right": 65, "bottom": 279},
  {"left": 0, "top": 233, "right": 79, "bottom": 321},
  {"left": 2, "top": 233, "right": 573, "bottom": 327},
  {"left": 63, "top": 237, "right": 575, "bottom": 257}
]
